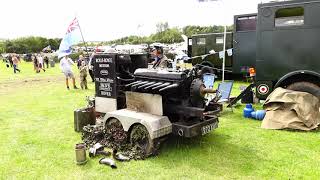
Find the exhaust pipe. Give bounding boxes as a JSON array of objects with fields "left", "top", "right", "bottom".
[
  {"left": 132, "top": 81, "right": 149, "bottom": 88},
  {"left": 125, "top": 81, "right": 141, "bottom": 87},
  {"left": 159, "top": 83, "right": 179, "bottom": 92},
  {"left": 138, "top": 82, "right": 156, "bottom": 89},
  {"left": 113, "top": 149, "right": 130, "bottom": 161},
  {"left": 88, "top": 143, "right": 111, "bottom": 157},
  {"left": 99, "top": 158, "right": 117, "bottom": 169},
  {"left": 89, "top": 148, "right": 111, "bottom": 157},
  {"left": 144, "top": 82, "right": 163, "bottom": 90},
  {"left": 152, "top": 82, "right": 171, "bottom": 90}
]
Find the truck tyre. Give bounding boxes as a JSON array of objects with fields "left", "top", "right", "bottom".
[
  {"left": 287, "top": 82, "right": 320, "bottom": 99},
  {"left": 130, "top": 124, "right": 154, "bottom": 157}
]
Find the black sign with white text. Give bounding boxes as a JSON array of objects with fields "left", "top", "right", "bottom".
[{"left": 93, "top": 54, "right": 117, "bottom": 98}]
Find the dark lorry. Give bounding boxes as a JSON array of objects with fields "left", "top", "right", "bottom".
[
  {"left": 190, "top": 13, "right": 257, "bottom": 76},
  {"left": 255, "top": 0, "right": 320, "bottom": 99},
  {"left": 190, "top": 0, "right": 320, "bottom": 100}
]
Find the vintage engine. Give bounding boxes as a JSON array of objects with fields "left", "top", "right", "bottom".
[
  {"left": 93, "top": 52, "right": 220, "bottom": 139},
  {"left": 125, "top": 68, "right": 220, "bottom": 137}
]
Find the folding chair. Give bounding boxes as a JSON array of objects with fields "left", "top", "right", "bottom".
[
  {"left": 203, "top": 73, "right": 216, "bottom": 106},
  {"left": 203, "top": 73, "right": 215, "bottom": 89},
  {"left": 217, "top": 81, "right": 234, "bottom": 104}
]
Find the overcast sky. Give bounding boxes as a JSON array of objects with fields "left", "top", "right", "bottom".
[{"left": 0, "top": 0, "right": 268, "bottom": 41}]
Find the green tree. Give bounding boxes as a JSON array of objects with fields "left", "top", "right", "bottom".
[
  {"left": 3, "top": 36, "right": 62, "bottom": 53},
  {"left": 105, "top": 24, "right": 234, "bottom": 45}
]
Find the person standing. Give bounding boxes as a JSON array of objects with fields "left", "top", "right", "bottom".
[
  {"left": 44, "top": 56, "right": 49, "bottom": 69},
  {"left": 60, "top": 55, "right": 78, "bottom": 90},
  {"left": 88, "top": 53, "right": 95, "bottom": 82},
  {"left": 32, "top": 54, "right": 39, "bottom": 73},
  {"left": 79, "top": 61, "right": 88, "bottom": 89},
  {"left": 77, "top": 55, "right": 84, "bottom": 69},
  {"left": 38, "top": 54, "right": 45, "bottom": 72},
  {"left": 8, "top": 54, "right": 13, "bottom": 67},
  {"left": 12, "top": 54, "right": 21, "bottom": 73}
]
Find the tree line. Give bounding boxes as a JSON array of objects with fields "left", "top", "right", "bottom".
[
  {"left": 107, "top": 23, "right": 234, "bottom": 45},
  {"left": 0, "top": 37, "right": 61, "bottom": 54},
  {"left": 0, "top": 23, "right": 234, "bottom": 53}
]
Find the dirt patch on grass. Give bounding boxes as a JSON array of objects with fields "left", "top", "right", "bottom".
[{"left": 0, "top": 76, "right": 66, "bottom": 95}]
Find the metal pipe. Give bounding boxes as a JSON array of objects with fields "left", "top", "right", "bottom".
[
  {"left": 159, "top": 83, "right": 179, "bottom": 92},
  {"left": 131, "top": 81, "right": 149, "bottom": 88},
  {"left": 144, "top": 82, "right": 163, "bottom": 90},
  {"left": 99, "top": 158, "right": 117, "bottom": 169},
  {"left": 125, "top": 81, "right": 141, "bottom": 87},
  {"left": 152, "top": 82, "right": 171, "bottom": 90},
  {"left": 138, "top": 82, "right": 156, "bottom": 89},
  {"left": 113, "top": 149, "right": 130, "bottom": 161},
  {"left": 89, "top": 147, "right": 111, "bottom": 157}
]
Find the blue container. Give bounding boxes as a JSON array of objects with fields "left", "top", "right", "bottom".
[
  {"left": 243, "top": 104, "right": 254, "bottom": 118},
  {"left": 251, "top": 110, "right": 266, "bottom": 120}
]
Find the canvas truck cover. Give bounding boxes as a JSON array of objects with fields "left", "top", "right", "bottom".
[{"left": 261, "top": 88, "right": 320, "bottom": 131}]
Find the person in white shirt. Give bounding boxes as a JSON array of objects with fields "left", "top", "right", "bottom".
[
  {"left": 60, "top": 55, "right": 78, "bottom": 90},
  {"left": 37, "top": 54, "right": 45, "bottom": 72}
]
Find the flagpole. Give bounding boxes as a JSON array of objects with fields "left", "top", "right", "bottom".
[{"left": 75, "top": 16, "right": 90, "bottom": 58}]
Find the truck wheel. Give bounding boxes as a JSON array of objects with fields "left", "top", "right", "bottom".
[
  {"left": 105, "top": 118, "right": 127, "bottom": 143},
  {"left": 287, "top": 82, "right": 320, "bottom": 99},
  {"left": 130, "top": 124, "right": 154, "bottom": 156}
]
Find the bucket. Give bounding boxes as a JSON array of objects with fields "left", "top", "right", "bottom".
[
  {"left": 75, "top": 143, "right": 87, "bottom": 165},
  {"left": 74, "top": 107, "right": 95, "bottom": 132}
]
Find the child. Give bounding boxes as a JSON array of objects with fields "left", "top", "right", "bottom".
[{"left": 79, "top": 61, "right": 88, "bottom": 89}]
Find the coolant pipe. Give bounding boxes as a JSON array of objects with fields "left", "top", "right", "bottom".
[
  {"left": 159, "top": 83, "right": 179, "bottom": 92},
  {"left": 144, "top": 82, "right": 163, "bottom": 90},
  {"left": 138, "top": 82, "right": 156, "bottom": 89},
  {"left": 152, "top": 82, "right": 171, "bottom": 90},
  {"left": 125, "top": 81, "right": 141, "bottom": 87},
  {"left": 99, "top": 158, "right": 117, "bottom": 169}
]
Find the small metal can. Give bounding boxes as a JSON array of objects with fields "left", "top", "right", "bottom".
[{"left": 75, "top": 143, "right": 87, "bottom": 165}]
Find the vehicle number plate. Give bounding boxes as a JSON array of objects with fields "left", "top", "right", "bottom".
[{"left": 201, "top": 123, "right": 216, "bottom": 135}]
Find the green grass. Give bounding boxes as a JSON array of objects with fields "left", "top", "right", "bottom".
[{"left": 0, "top": 62, "right": 319, "bottom": 179}]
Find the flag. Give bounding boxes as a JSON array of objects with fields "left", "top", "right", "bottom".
[
  {"left": 227, "top": 48, "right": 233, "bottom": 56},
  {"left": 219, "top": 51, "right": 224, "bottom": 59},
  {"left": 58, "top": 17, "right": 82, "bottom": 58}
]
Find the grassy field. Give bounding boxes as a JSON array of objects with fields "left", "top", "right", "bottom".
[{"left": 0, "top": 61, "right": 319, "bottom": 179}]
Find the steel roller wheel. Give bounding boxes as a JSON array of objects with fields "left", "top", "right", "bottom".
[
  {"left": 129, "top": 124, "right": 154, "bottom": 156},
  {"left": 105, "top": 118, "right": 127, "bottom": 143}
]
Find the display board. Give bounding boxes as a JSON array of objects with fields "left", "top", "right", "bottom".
[{"left": 93, "top": 54, "right": 117, "bottom": 98}]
